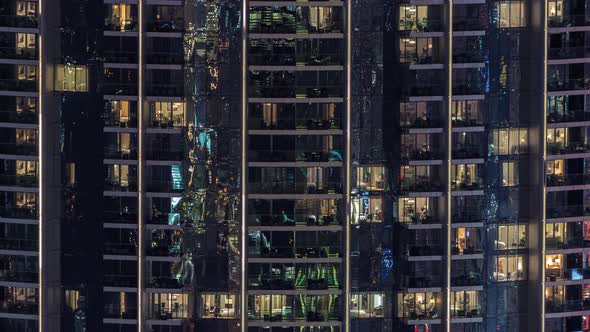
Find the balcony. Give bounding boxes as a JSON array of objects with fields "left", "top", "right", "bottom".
[
  {"left": 549, "top": 46, "right": 590, "bottom": 60},
  {"left": 398, "top": 18, "right": 442, "bottom": 32},
  {"left": 104, "top": 147, "right": 138, "bottom": 160},
  {"left": 104, "top": 178, "right": 138, "bottom": 192},
  {"left": 146, "top": 242, "right": 183, "bottom": 257},
  {"left": 0, "top": 47, "right": 37, "bottom": 60},
  {"left": 545, "top": 299, "right": 590, "bottom": 313},
  {"left": 103, "top": 210, "right": 137, "bottom": 224},
  {"left": 104, "top": 51, "right": 138, "bottom": 64},
  {"left": 148, "top": 276, "right": 182, "bottom": 289},
  {"left": 146, "top": 180, "right": 183, "bottom": 193},
  {"left": 0, "top": 301, "right": 37, "bottom": 315},
  {"left": 248, "top": 86, "right": 343, "bottom": 99},
  {"left": 248, "top": 181, "right": 342, "bottom": 195},
  {"left": 249, "top": 53, "right": 342, "bottom": 66},
  {"left": 402, "top": 148, "right": 443, "bottom": 161},
  {"left": 102, "top": 83, "right": 138, "bottom": 96},
  {"left": 548, "top": 110, "right": 590, "bottom": 123},
  {"left": 0, "top": 15, "right": 38, "bottom": 29},
  {"left": 546, "top": 268, "right": 590, "bottom": 282},
  {"left": 104, "top": 274, "right": 137, "bottom": 288},
  {"left": 0, "top": 110, "right": 36, "bottom": 124},
  {"left": 104, "top": 243, "right": 137, "bottom": 256},
  {"left": 249, "top": 213, "right": 340, "bottom": 227},
  {"left": 104, "top": 19, "right": 138, "bottom": 32},
  {"left": 406, "top": 244, "right": 443, "bottom": 257},
  {"left": 451, "top": 178, "right": 482, "bottom": 191},
  {"left": 547, "top": 173, "right": 590, "bottom": 187},
  {"left": 452, "top": 145, "right": 483, "bottom": 159},
  {"left": 547, "top": 141, "right": 590, "bottom": 155},
  {"left": 147, "top": 20, "right": 185, "bottom": 33},
  {"left": 546, "top": 205, "right": 590, "bottom": 219},
  {"left": 401, "top": 116, "right": 443, "bottom": 129},
  {"left": 451, "top": 209, "right": 483, "bottom": 224},
  {"left": 452, "top": 18, "right": 486, "bottom": 31},
  {"left": 104, "top": 305, "right": 137, "bottom": 319},
  {"left": 451, "top": 272, "right": 482, "bottom": 287},
  {"left": 0, "top": 174, "right": 37, "bottom": 187},
  {"left": 453, "top": 52, "right": 484, "bottom": 64},
  {"left": 248, "top": 117, "right": 342, "bottom": 130},
  {"left": 146, "top": 52, "right": 183, "bottom": 65},
  {"left": 146, "top": 84, "right": 183, "bottom": 97},
  {"left": 249, "top": 150, "right": 342, "bottom": 163},
  {"left": 0, "top": 270, "right": 37, "bottom": 283},
  {"left": 549, "top": 15, "right": 590, "bottom": 28},
  {"left": 452, "top": 83, "right": 484, "bottom": 96},
  {"left": 145, "top": 149, "right": 183, "bottom": 161},
  {"left": 548, "top": 78, "right": 590, "bottom": 92},
  {"left": 0, "top": 238, "right": 37, "bottom": 252},
  {"left": 0, "top": 206, "right": 37, "bottom": 219},
  {"left": 400, "top": 177, "right": 443, "bottom": 193},
  {"left": 403, "top": 275, "right": 441, "bottom": 288},
  {"left": 0, "top": 79, "right": 36, "bottom": 92}
]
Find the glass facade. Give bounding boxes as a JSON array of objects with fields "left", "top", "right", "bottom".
[{"left": 0, "top": 0, "right": 580, "bottom": 332}]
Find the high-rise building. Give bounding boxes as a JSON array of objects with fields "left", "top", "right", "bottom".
[{"left": 0, "top": 0, "right": 586, "bottom": 332}]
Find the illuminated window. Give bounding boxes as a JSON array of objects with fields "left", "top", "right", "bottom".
[
  {"left": 15, "top": 160, "right": 37, "bottom": 177},
  {"left": 502, "top": 161, "right": 518, "bottom": 186},
  {"left": 350, "top": 292, "right": 384, "bottom": 318},
  {"left": 398, "top": 196, "right": 435, "bottom": 223},
  {"left": 16, "top": 33, "right": 35, "bottom": 50},
  {"left": 399, "top": 5, "right": 431, "bottom": 32},
  {"left": 17, "top": 65, "right": 36, "bottom": 81},
  {"left": 15, "top": 97, "right": 36, "bottom": 114},
  {"left": 492, "top": 128, "right": 529, "bottom": 155},
  {"left": 548, "top": 0, "right": 563, "bottom": 17},
  {"left": 65, "top": 163, "right": 75, "bottom": 187},
  {"left": 149, "top": 101, "right": 185, "bottom": 127},
  {"left": 496, "top": 224, "right": 526, "bottom": 249},
  {"left": 397, "top": 291, "right": 442, "bottom": 319},
  {"left": 108, "top": 4, "right": 135, "bottom": 31},
  {"left": 16, "top": 1, "right": 36, "bottom": 17},
  {"left": 148, "top": 293, "right": 190, "bottom": 319},
  {"left": 356, "top": 166, "right": 386, "bottom": 191},
  {"left": 15, "top": 128, "right": 36, "bottom": 145},
  {"left": 547, "top": 160, "right": 564, "bottom": 176},
  {"left": 55, "top": 64, "right": 88, "bottom": 92},
  {"left": 199, "top": 293, "right": 238, "bottom": 319},
  {"left": 493, "top": 255, "right": 526, "bottom": 281},
  {"left": 351, "top": 195, "right": 383, "bottom": 223},
  {"left": 450, "top": 290, "right": 481, "bottom": 317},
  {"left": 498, "top": 2, "right": 526, "bottom": 28}
]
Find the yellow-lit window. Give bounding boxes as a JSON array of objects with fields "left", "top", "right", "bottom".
[
  {"left": 547, "top": 160, "right": 564, "bottom": 176},
  {"left": 110, "top": 4, "right": 133, "bottom": 31},
  {"left": 16, "top": 1, "right": 36, "bottom": 17},
  {"left": 492, "top": 128, "right": 529, "bottom": 155},
  {"left": 357, "top": 166, "right": 386, "bottom": 191},
  {"left": 350, "top": 293, "right": 384, "bottom": 318},
  {"left": 15, "top": 128, "right": 36, "bottom": 145},
  {"left": 200, "top": 293, "right": 238, "bottom": 319},
  {"left": 498, "top": 2, "right": 526, "bottom": 28},
  {"left": 502, "top": 161, "right": 518, "bottom": 186},
  {"left": 548, "top": 0, "right": 563, "bottom": 17},
  {"left": 16, "top": 33, "right": 35, "bottom": 50},
  {"left": 55, "top": 64, "right": 88, "bottom": 92},
  {"left": 16, "top": 160, "right": 36, "bottom": 177},
  {"left": 17, "top": 65, "right": 36, "bottom": 81},
  {"left": 496, "top": 224, "right": 526, "bottom": 250},
  {"left": 493, "top": 255, "right": 526, "bottom": 281}
]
